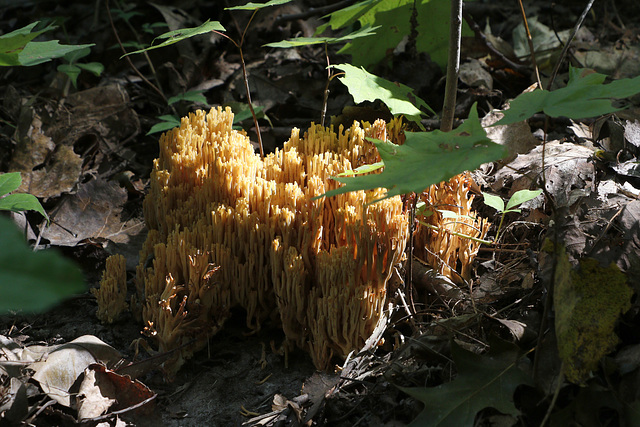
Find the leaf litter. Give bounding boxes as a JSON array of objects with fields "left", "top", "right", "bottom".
[{"left": 2, "top": 1, "right": 640, "bottom": 426}]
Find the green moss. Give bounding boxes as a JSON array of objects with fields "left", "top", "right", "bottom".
[{"left": 554, "top": 250, "right": 632, "bottom": 384}]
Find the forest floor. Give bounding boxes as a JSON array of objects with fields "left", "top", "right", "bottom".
[{"left": 2, "top": 0, "right": 640, "bottom": 426}]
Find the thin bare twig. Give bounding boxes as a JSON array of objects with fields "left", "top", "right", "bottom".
[
  {"left": 547, "top": 0, "right": 596, "bottom": 90},
  {"left": 321, "top": 43, "right": 330, "bottom": 127},
  {"left": 105, "top": 0, "right": 167, "bottom": 103},
  {"left": 517, "top": 0, "right": 542, "bottom": 89},
  {"left": 218, "top": 6, "right": 265, "bottom": 158}
]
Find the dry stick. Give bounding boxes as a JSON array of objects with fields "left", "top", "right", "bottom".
[
  {"left": 540, "top": 363, "right": 565, "bottom": 427},
  {"left": 236, "top": 8, "right": 265, "bottom": 158},
  {"left": 514, "top": 0, "right": 553, "bottom": 382},
  {"left": 547, "top": 0, "right": 596, "bottom": 90},
  {"left": 462, "top": 11, "right": 530, "bottom": 75},
  {"left": 105, "top": 0, "right": 167, "bottom": 104},
  {"left": 114, "top": 0, "right": 165, "bottom": 97},
  {"left": 517, "top": 0, "right": 542, "bottom": 89},
  {"left": 213, "top": 7, "right": 264, "bottom": 158},
  {"left": 440, "top": 0, "right": 463, "bottom": 132},
  {"left": 320, "top": 43, "right": 331, "bottom": 127},
  {"left": 532, "top": 0, "right": 595, "bottom": 382},
  {"left": 239, "top": 48, "right": 264, "bottom": 158},
  {"left": 406, "top": 194, "right": 418, "bottom": 316}
]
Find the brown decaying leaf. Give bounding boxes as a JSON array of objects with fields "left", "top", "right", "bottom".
[
  {"left": 10, "top": 113, "right": 83, "bottom": 200},
  {"left": 41, "top": 178, "right": 145, "bottom": 247}
]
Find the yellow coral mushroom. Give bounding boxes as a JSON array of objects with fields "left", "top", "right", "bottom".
[
  {"left": 93, "top": 254, "right": 128, "bottom": 323},
  {"left": 103, "top": 106, "right": 485, "bottom": 374},
  {"left": 129, "top": 107, "right": 408, "bottom": 372},
  {"left": 414, "top": 173, "right": 489, "bottom": 283}
]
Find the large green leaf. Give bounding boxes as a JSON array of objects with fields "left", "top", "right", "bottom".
[
  {"left": 18, "top": 41, "right": 94, "bottom": 67},
  {"left": 0, "top": 216, "right": 84, "bottom": 313},
  {"left": 321, "top": 104, "right": 507, "bottom": 202},
  {"left": 496, "top": 67, "right": 640, "bottom": 125},
  {"left": 331, "top": 63, "right": 433, "bottom": 125},
  {"left": 0, "top": 21, "right": 93, "bottom": 67},
  {"left": 553, "top": 245, "right": 632, "bottom": 384},
  {"left": 398, "top": 338, "right": 532, "bottom": 427},
  {"left": 321, "top": 0, "right": 471, "bottom": 70},
  {"left": 0, "top": 22, "right": 54, "bottom": 66},
  {"left": 122, "top": 20, "right": 225, "bottom": 57}
]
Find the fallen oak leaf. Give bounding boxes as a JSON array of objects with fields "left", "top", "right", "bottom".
[{"left": 397, "top": 337, "right": 533, "bottom": 427}]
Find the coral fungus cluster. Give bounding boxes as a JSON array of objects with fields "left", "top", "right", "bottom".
[
  {"left": 135, "top": 107, "right": 407, "bottom": 372},
  {"left": 415, "top": 174, "right": 489, "bottom": 284},
  {"left": 95, "top": 106, "right": 487, "bottom": 374},
  {"left": 92, "top": 254, "right": 128, "bottom": 324}
]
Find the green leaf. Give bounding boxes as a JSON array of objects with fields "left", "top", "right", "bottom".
[
  {"left": 317, "top": 0, "right": 378, "bottom": 32},
  {"left": 0, "top": 21, "right": 55, "bottom": 66},
  {"left": 57, "top": 63, "right": 81, "bottom": 87},
  {"left": 331, "top": 63, "right": 434, "bottom": 126},
  {"left": 18, "top": 41, "right": 95, "bottom": 67},
  {"left": 398, "top": 338, "right": 533, "bottom": 427},
  {"left": 0, "top": 172, "right": 21, "bottom": 196},
  {"left": 110, "top": 8, "right": 142, "bottom": 23},
  {"left": 264, "top": 25, "right": 379, "bottom": 48},
  {"left": 337, "top": 161, "right": 384, "bottom": 177},
  {"left": 141, "top": 22, "right": 168, "bottom": 35},
  {"left": 63, "top": 46, "right": 91, "bottom": 63},
  {"left": 112, "top": 41, "right": 144, "bottom": 51},
  {"left": 0, "top": 193, "right": 48, "bottom": 221},
  {"left": 0, "top": 216, "right": 84, "bottom": 313},
  {"left": 122, "top": 20, "right": 225, "bottom": 58},
  {"left": 76, "top": 62, "right": 104, "bottom": 77},
  {"left": 482, "top": 192, "right": 505, "bottom": 213},
  {"left": 225, "top": 0, "right": 292, "bottom": 11},
  {"left": 496, "top": 67, "right": 640, "bottom": 125},
  {"left": 167, "top": 90, "right": 208, "bottom": 105},
  {"left": 505, "top": 189, "right": 542, "bottom": 211},
  {"left": 321, "top": 104, "right": 507, "bottom": 202},
  {"left": 58, "top": 61, "right": 103, "bottom": 88},
  {"left": 553, "top": 247, "right": 632, "bottom": 384},
  {"left": 225, "top": 102, "right": 267, "bottom": 125},
  {"left": 147, "top": 115, "right": 181, "bottom": 135}
]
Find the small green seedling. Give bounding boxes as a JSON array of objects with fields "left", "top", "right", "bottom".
[
  {"left": 483, "top": 189, "right": 542, "bottom": 243},
  {"left": 0, "top": 172, "right": 48, "bottom": 223},
  {"left": 57, "top": 47, "right": 104, "bottom": 88}
]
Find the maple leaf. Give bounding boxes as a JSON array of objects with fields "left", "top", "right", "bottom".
[
  {"left": 496, "top": 67, "right": 640, "bottom": 125},
  {"left": 397, "top": 338, "right": 533, "bottom": 427},
  {"left": 321, "top": 104, "right": 507, "bottom": 202}
]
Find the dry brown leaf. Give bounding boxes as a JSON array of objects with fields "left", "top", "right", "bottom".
[{"left": 41, "top": 178, "right": 145, "bottom": 247}]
